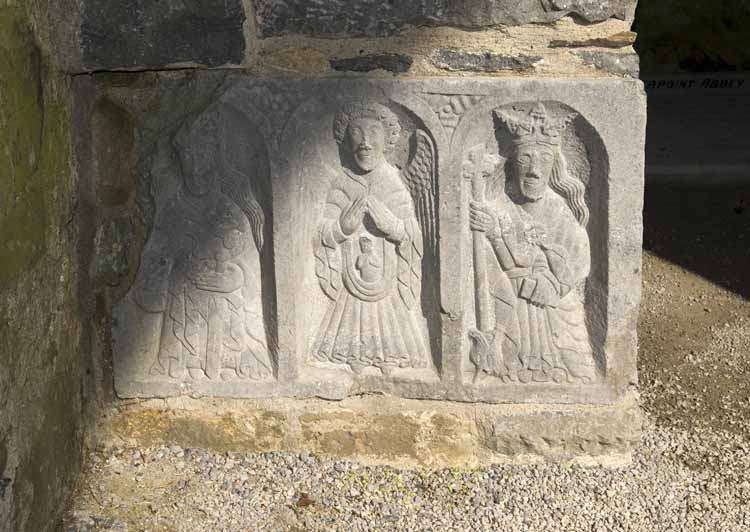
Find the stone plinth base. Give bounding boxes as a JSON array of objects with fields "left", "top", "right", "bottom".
[{"left": 90, "top": 395, "right": 640, "bottom": 468}]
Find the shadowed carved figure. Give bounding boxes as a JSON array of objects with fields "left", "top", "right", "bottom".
[
  {"left": 132, "top": 106, "right": 272, "bottom": 382},
  {"left": 468, "top": 103, "right": 597, "bottom": 384},
  {"left": 313, "top": 102, "right": 436, "bottom": 375}
]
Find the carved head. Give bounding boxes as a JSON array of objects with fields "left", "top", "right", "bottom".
[
  {"left": 359, "top": 235, "right": 373, "bottom": 253},
  {"left": 174, "top": 110, "right": 221, "bottom": 196},
  {"left": 495, "top": 103, "right": 589, "bottom": 225},
  {"left": 512, "top": 143, "right": 556, "bottom": 201},
  {"left": 209, "top": 196, "right": 240, "bottom": 231},
  {"left": 333, "top": 103, "right": 401, "bottom": 172}
]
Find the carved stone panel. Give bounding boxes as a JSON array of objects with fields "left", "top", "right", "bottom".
[
  {"left": 107, "top": 76, "right": 645, "bottom": 404},
  {"left": 464, "top": 102, "right": 600, "bottom": 385},
  {"left": 113, "top": 89, "right": 278, "bottom": 397}
]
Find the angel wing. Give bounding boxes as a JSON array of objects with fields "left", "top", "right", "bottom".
[
  {"left": 218, "top": 106, "right": 267, "bottom": 252},
  {"left": 313, "top": 162, "right": 345, "bottom": 301},
  {"left": 401, "top": 129, "right": 438, "bottom": 258}
]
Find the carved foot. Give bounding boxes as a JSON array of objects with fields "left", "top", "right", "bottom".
[
  {"left": 149, "top": 361, "right": 167, "bottom": 376},
  {"left": 220, "top": 368, "right": 239, "bottom": 381},
  {"left": 187, "top": 367, "right": 207, "bottom": 380},
  {"left": 517, "top": 369, "right": 533, "bottom": 383},
  {"left": 349, "top": 361, "right": 366, "bottom": 375},
  {"left": 168, "top": 360, "right": 185, "bottom": 380},
  {"left": 380, "top": 364, "right": 396, "bottom": 377}
]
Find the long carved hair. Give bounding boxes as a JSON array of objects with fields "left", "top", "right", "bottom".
[{"left": 549, "top": 148, "right": 589, "bottom": 227}]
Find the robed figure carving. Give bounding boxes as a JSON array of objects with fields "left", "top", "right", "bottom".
[
  {"left": 132, "top": 106, "right": 273, "bottom": 382},
  {"left": 468, "top": 103, "right": 597, "bottom": 384},
  {"left": 313, "top": 102, "right": 436, "bottom": 375}
]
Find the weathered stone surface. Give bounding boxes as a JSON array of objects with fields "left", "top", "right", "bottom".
[
  {"left": 549, "top": 30, "right": 636, "bottom": 49},
  {"left": 86, "top": 75, "right": 645, "bottom": 408},
  {"left": 488, "top": 400, "right": 641, "bottom": 460},
  {"left": 81, "top": 0, "right": 246, "bottom": 70},
  {"left": 92, "top": 394, "right": 641, "bottom": 466},
  {"left": 432, "top": 49, "right": 542, "bottom": 72},
  {"left": 576, "top": 50, "right": 640, "bottom": 77},
  {"left": 1, "top": 5, "right": 83, "bottom": 532},
  {"left": 330, "top": 53, "right": 413, "bottom": 74},
  {"left": 253, "top": 0, "right": 636, "bottom": 38}
]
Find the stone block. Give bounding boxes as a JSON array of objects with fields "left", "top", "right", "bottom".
[
  {"left": 330, "top": 54, "right": 414, "bottom": 74},
  {"left": 80, "top": 0, "right": 246, "bottom": 70},
  {"left": 431, "top": 49, "right": 542, "bottom": 72},
  {"left": 93, "top": 395, "right": 641, "bottom": 466},
  {"left": 253, "top": 0, "right": 637, "bottom": 38},
  {"left": 94, "top": 75, "right": 645, "bottom": 409},
  {"left": 575, "top": 50, "right": 640, "bottom": 78}
]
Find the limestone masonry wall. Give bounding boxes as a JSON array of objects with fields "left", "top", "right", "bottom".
[
  {"left": 0, "top": 2, "right": 83, "bottom": 531},
  {"left": 51, "top": 0, "right": 640, "bottom": 78}
]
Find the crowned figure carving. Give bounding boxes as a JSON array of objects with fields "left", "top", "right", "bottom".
[
  {"left": 467, "top": 102, "right": 597, "bottom": 384},
  {"left": 312, "top": 102, "right": 437, "bottom": 375}
]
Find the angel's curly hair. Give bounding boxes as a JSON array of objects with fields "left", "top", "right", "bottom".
[{"left": 333, "top": 102, "right": 401, "bottom": 152}]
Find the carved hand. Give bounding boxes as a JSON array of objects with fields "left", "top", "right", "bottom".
[
  {"left": 526, "top": 273, "right": 560, "bottom": 308},
  {"left": 340, "top": 196, "right": 367, "bottom": 236},
  {"left": 529, "top": 223, "right": 549, "bottom": 248},
  {"left": 133, "top": 256, "right": 172, "bottom": 312},
  {"left": 367, "top": 197, "right": 401, "bottom": 238},
  {"left": 191, "top": 262, "right": 244, "bottom": 293},
  {"left": 469, "top": 201, "right": 501, "bottom": 238}
]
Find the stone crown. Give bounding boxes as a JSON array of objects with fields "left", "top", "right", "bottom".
[{"left": 495, "top": 102, "right": 575, "bottom": 147}]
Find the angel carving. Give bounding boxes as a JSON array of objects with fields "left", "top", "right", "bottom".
[{"left": 312, "top": 101, "right": 436, "bottom": 375}]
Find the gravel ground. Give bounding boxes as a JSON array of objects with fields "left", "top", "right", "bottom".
[
  {"left": 64, "top": 184, "right": 750, "bottom": 532},
  {"left": 64, "top": 420, "right": 750, "bottom": 532}
]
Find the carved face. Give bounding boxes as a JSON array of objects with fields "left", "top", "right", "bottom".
[
  {"left": 359, "top": 236, "right": 373, "bottom": 253},
  {"left": 347, "top": 117, "right": 386, "bottom": 172},
  {"left": 513, "top": 143, "right": 555, "bottom": 201},
  {"left": 179, "top": 147, "right": 215, "bottom": 196},
  {"left": 208, "top": 197, "right": 239, "bottom": 230}
]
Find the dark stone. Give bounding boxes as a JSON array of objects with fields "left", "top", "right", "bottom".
[
  {"left": 253, "top": 0, "right": 635, "bottom": 38},
  {"left": 576, "top": 50, "right": 640, "bottom": 78},
  {"left": 549, "top": 31, "right": 636, "bottom": 49},
  {"left": 0, "top": 478, "right": 10, "bottom": 500},
  {"left": 432, "top": 49, "right": 542, "bottom": 72},
  {"left": 91, "top": 217, "right": 136, "bottom": 288},
  {"left": 330, "top": 53, "right": 413, "bottom": 74},
  {"left": 634, "top": 0, "right": 750, "bottom": 73},
  {"left": 81, "top": 0, "right": 247, "bottom": 70}
]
